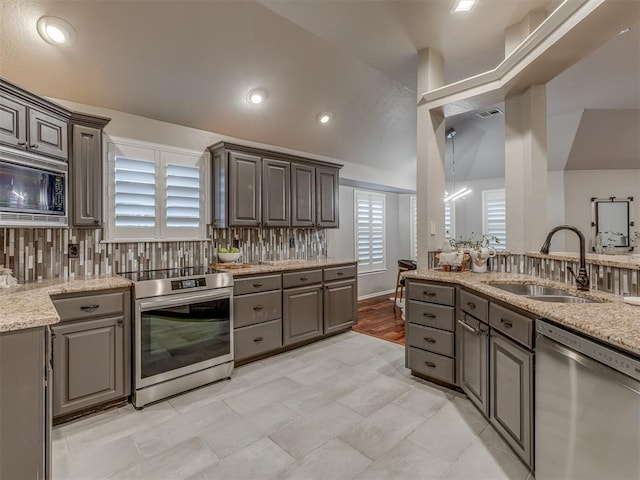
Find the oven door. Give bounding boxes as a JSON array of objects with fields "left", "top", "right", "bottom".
[{"left": 135, "top": 287, "right": 233, "bottom": 389}]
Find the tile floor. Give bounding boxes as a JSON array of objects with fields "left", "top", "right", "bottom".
[{"left": 53, "top": 331, "right": 534, "bottom": 480}]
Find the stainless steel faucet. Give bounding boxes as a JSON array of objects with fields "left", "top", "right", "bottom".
[{"left": 540, "top": 225, "right": 590, "bottom": 291}]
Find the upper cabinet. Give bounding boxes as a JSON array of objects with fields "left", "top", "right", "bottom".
[
  {"left": 208, "top": 142, "right": 341, "bottom": 229},
  {"left": 69, "top": 112, "right": 111, "bottom": 227},
  {"left": 0, "top": 80, "right": 70, "bottom": 161}
]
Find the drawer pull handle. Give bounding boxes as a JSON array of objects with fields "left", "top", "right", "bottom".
[
  {"left": 253, "top": 337, "right": 264, "bottom": 343},
  {"left": 424, "top": 361, "right": 437, "bottom": 368},
  {"left": 457, "top": 319, "right": 480, "bottom": 335},
  {"left": 300, "top": 277, "right": 308, "bottom": 281},
  {"left": 424, "top": 337, "right": 436, "bottom": 343},
  {"left": 117, "top": 319, "right": 124, "bottom": 325},
  {"left": 253, "top": 305, "right": 264, "bottom": 311},
  {"left": 253, "top": 282, "right": 264, "bottom": 288},
  {"left": 467, "top": 302, "right": 476, "bottom": 310},
  {"left": 337, "top": 272, "right": 344, "bottom": 276},
  {"left": 501, "top": 319, "right": 513, "bottom": 329},
  {"left": 80, "top": 304, "right": 100, "bottom": 311},
  {"left": 423, "top": 291, "right": 436, "bottom": 297},
  {"left": 423, "top": 313, "right": 436, "bottom": 318}
]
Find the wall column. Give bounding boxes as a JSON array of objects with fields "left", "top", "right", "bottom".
[
  {"left": 416, "top": 48, "right": 445, "bottom": 269},
  {"left": 505, "top": 85, "right": 548, "bottom": 253}
]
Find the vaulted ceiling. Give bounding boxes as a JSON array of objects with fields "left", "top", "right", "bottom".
[{"left": 0, "top": 1, "right": 637, "bottom": 187}]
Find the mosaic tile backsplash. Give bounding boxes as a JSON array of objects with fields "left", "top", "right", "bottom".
[{"left": 0, "top": 227, "right": 327, "bottom": 284}]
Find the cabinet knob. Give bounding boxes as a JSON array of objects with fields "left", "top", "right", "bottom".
[
  {"left": 117, "top": 319, "right": 124, "bottom": 325},
  {"left": 80, "top": 304, "right": 100, "bottom": 311}
]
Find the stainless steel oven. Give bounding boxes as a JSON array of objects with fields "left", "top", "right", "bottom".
[{"left": 121, "top": 267, "right": 234, "bottom": 408}]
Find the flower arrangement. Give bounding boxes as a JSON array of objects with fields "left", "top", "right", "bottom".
[{"left": 438, "top": 233, "right": 500, "bottom": 272}]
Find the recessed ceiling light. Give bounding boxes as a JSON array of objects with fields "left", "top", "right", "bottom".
[
  {"left": 247, "top": 88, "right": 267, "bottom": 105},
  {"left": 317, "top": 112, "right": 332, "bottom": 125},
  {"left": 37, "top": 16, "right": 77, "bottom": 46},
  {"left": 452, "top": 0, "right": 477, "bottom": 13}
]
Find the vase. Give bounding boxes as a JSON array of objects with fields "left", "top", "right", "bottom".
[{"left": 471, "top": 258, "right": 488, "bottom": 273}]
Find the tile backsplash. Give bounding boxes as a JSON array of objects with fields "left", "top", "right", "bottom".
[{"left": 0, "top": 227, "right": 327, "bottom": 284}]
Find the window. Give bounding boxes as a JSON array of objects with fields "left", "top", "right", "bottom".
[
  {"left": 355, "top": 190, "right": 386, "bottom": 274},
  {"left": 410, "top": 195, "right": 417, "bottom": 261},
  {"left": 444, "top": 200, "right": 455, "bottom": 241},
  {"left": 482, "top": 188, "right": 506, "bottom": 249},
  {"left": 106, "top": 139, "right": 207, "bottom": 241}
]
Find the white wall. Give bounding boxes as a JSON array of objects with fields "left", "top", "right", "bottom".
[
  {"left": 326, "top": 185, "right": 412, "bottom": 299},
  {"left": 563, "top": 169, "right": 640, "bottom": 251}
]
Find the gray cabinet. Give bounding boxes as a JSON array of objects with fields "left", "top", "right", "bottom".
[
  {"left": 69, "top": 113, "right": 110, "bottom": 227},
  {"left": 283, "top": 280, "right": 323, "bottom": 346},
  {"left": 51, "top": 289, "right": 130, "bottom": 419},
  {"left": 262, "top": 158, "right": 290, "bottom": 227},
  {"left": 229, "top": 152, "right": 262, "bottom": 227},
  {"left": 233, "top": 274, "right": 283, "bottom": 362},
  {"left": 324, "top": 277, "right": 357, "bottom": 334},
  {"left": 489, "top": 331, "right": 533, "bottom": 468},
  {"left": 316, "top": 166, "right": 339, "bottom": 228},
  {"left": 291, "top": 163, "right": 316, "bottom": 227},
  {"left": 0, "top": 82, "right": 69, "bottom": 160},
  {"left": 405, "top": 280, "right": 457, "bottom": 386},
  {"left": 458, "top": 314, "right": 489, "bottom": 416},
  {"left": 0, "top": 327, "right": 48, "bottom": 480}
]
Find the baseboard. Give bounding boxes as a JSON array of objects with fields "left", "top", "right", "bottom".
[{"left": 358, "top": 289, "right": 396, "bottom": 301}]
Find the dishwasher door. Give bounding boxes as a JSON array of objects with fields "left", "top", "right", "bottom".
[{"left": 536, "top": 333, "right": 640, "bottom": 480}]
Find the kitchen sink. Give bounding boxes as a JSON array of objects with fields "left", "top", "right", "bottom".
[{"left": 487, "top": 282, "right": 600, "bottom": 303}]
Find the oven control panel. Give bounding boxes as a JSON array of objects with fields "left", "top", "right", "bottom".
[{"left": 171, "top": 277, "right": 207, "bottom": 290}]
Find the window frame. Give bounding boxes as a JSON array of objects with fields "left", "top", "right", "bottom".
[
  {"left": 104, "top": 137, "right": 210, "bottom": 242},
  {"left": 354, "top": 189, "right": 386, "bottom": 275}
]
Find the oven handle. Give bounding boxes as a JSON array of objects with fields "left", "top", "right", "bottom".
[{"left": 137, "top": 287, "right": 233, "bottom": 310}]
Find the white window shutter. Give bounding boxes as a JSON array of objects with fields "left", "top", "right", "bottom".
[
  {"left": 444, "top": 201, "right": 455, "bottom": 241},
  {"left": 483, "top": 189, "right": 506, "bottom": 249},
  {"left": 355, "top": 190, "right": 386, "bottom": 274}
]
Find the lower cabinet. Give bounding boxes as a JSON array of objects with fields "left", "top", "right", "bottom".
[
  {"left": 324, "top": 278, "right": 357, "bottom": 334},
  {"left": 283, "top": 284, "right": 323, "bottom": 346},
  {"left": 458, "top": 314, "right": 489, "bottom": 417},
  {"left": 0, "top": 327, "right": 48, "bottom": 480},
  {"left": 489, "top": 331, "right": 533, "bottom": 468},
  {"left": 51, "top": 288, "right": 130, "bottom": 420}
]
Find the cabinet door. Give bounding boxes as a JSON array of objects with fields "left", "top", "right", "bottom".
[
  {"left": 262, "top": 158, "right": 290, "bottom": 227},
  {"left": 28, "top": 108, "right": 68, "bottom": 160},
  {"left": 229, "top": 152, "right": 261, "bottom": 227},
  {"left": 489, "top": 331, "right": 533, "bottom": 468},
  {"left": 72, "top": 124, "right": 103, "bottom": 226},
  {"left": 0, "top": 93, "right": 27, "bottom": 149},
  {"left": 283, "top": 285, "right": 323, "bottom": 345},
  {"left": 52, "top": 316, "right": 125, "bottom": 418},
  {"left": 316, "top": 166, "right": 339, "bottom": 228},
  {"left": 324, "top": 278, "right": 357, "bottom": 334},
  {"left": 458, "top": 316, "right": 489, "bottom": 416},
  {"left": 211, "top": 150, "right": 227, "bottom": 228},
  {"left": 0, "top": 328, "right": 46, "bottom": 480},
  {"left": 291, "top": 163, "right": 315, "bottom": 227}
]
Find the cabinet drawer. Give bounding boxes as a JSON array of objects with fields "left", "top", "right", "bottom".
[
  {"left": 234, "top": 319, "right": 282, "bottom": 361},
  {"left": 407, "top": 347, "right": 455, "bottom": 384},
  {"left": 323, "top": 264, "right": 356, "bottom": 282},
  {"left": 407, "top": 282, "right": 454, "bottom": 306},
  {"left": 282, "top": 269, "right": 322, "bottom": 289},
  {"left": 407, "top": 324, "right": 455, "bottom": 357},
  {"left": 459, "top": 289, "right": 488, "bottom": 322},
  {"left": 234, "top": 290, "right": 281, "bottom": 328},
  {"left": 53, "top": 292, "right": 125, "bottom": 321},
  {"left": 234, "top": 275, "right": 281, "bottom": 295},
  {"left": 489, "top": 303, "right": 534, "bottom": 348},
  {"left": 407, "top": 300, "right": 454, "bottom": 331}
]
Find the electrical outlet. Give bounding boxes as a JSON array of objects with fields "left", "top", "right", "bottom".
[
  {"left": 68, "top": 244, "right": 79, "bottom": 258},
  {"left": 289, "top": 237, "right": 295, "bottom": 248}
]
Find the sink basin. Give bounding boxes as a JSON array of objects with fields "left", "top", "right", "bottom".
[
  {"left": 488, "top": 282, "right": 601, "bottom": 303},
  {"left": 489, "top": 283, "right": 568, "bottom": 296},
  {"left": 527, "top": 295, "right": 597, "bottom": 304}
]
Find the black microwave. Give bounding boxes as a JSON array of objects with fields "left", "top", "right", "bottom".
[{"left": 0, "top": 152, "right": 67, "bottom": 227}]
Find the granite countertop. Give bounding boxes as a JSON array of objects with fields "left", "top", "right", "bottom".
[
  {"left": 528, "top": 251, "right": 640, "bottom": 269},
  {"left": 404, "top": 269, "right": 640, "bottom": 357},
  {"left": 217, "top": 258, "right": 356, "bottom": 277},
  {"left": 0, "top": 275, "right": 132, "bottom": 333}
]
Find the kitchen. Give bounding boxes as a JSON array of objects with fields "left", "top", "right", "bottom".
[{"left": 1, "top": 1, "right": 640, "bottom": 479}]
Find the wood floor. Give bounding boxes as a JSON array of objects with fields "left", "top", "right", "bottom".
[{"left": 353, "top": 294, "right": 405, "bottom": 345}]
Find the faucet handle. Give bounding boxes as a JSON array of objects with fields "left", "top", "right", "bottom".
[{"left": 567, "top": 266, "right": 590, "bottom": 291}]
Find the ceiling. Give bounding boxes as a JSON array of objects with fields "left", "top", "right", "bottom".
[{"left": 0, "top": 0, "right": 636, "bottom": 187}]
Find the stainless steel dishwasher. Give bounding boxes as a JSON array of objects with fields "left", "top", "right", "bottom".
[{"left": 536, "top": 320, "right": 640, "bottom": 480}]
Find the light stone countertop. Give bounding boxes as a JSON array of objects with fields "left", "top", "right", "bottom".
[
  {"left": 0, "top": 275, "right": 132, "bottom": 333},
  {"left": 216, "top": 258, "right": 356, "bottom": 277},
  {"left": 404, "top": 269, "right": 640, "bottom": 357},
  {"left": 528, "top": 251, "right": 640, "bottom": 269}
]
